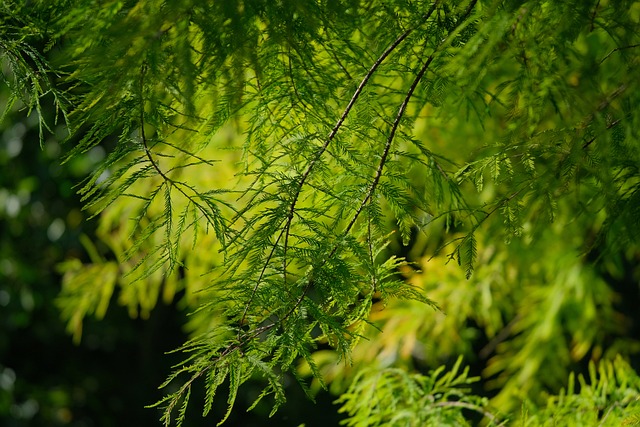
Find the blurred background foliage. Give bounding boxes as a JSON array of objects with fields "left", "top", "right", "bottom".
[{"left": 0, "top": 84, "right": 183, "bottom": 425}]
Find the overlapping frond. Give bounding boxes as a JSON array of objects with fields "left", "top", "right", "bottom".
[{"left": 3, "top": 0, "right": 639, "bottom": 425}]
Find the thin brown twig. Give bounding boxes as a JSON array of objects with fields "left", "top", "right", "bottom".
[
  {"left": 138, "top": 64, "right": 222, "bottom": 244},
  {"left": 590, "top": 0, "right": 601, "bottom": 32},
  {"left": 282, "top": 0, "right": 479, "bottom": 322},
  {"left": 367, "top": 208, "right": 378, "bottom": 293},
  {"left": 343, "top": 0, "right": 479, "bottom": 241},
  {"left": 599, "top": 43, "right": 640, "bottom": 64},
  {"left": 240, "top": 3, "right": 440, "bottom": 326},
  {"left": 582, "top": 83, "right": 627, "bottom": 149}
]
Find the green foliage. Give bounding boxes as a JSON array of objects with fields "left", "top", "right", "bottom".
[
  {"left": 2, "top": 0, "right": 639, "bottom": 426},
  {"left": 0, "top": 1, "right": 70, "bottom": 144},
  {"left": 336, "top": 356, "right": 640, "bottom": 427},
  {"left": 521, "top": 356, "right": 640, "bottom": 426},
  {"left": 337, "top": 356, "right": 501, "bottom": 426}
]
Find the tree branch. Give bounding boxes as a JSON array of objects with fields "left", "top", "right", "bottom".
[
  {"left": 283, "top": 0, "right": 479, "bottom": 321},
  {"left": 240, "top": 3, "right": 440, "bottom": 325}
]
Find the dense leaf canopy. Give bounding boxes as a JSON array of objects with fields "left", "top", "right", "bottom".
[{"left": 2, "top": 0, "right": 639, "bottom": 425}]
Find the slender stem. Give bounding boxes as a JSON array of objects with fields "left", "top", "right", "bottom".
[
  {"left": 433, "top": 401, "right": 502, "bottom": 425},
  {"left": 342, "top": 54, "right": 436, "bottom": 239},
  {"left": 599, "top": 44, "right": 639, "bottom": 64},
  {"left": 138, "top": 64, "right": 222, "bottom": 243},
  {"left": 240, "top": 4, "right": 439, "bottom": 324},
  {"left": 238, "top": 225, "right": 288, "bottom": 329},
  {"left": 598, "top": 403, "right": 618, "bottom": 427},
  {"left": 139, "top": 65, "right": 171, "bottom": 184},
  {"left": 367, "top": 207, "right": 378, "bottom": 293},
  {"left": 581, "top": 83, "right": 627, "bottom": 149},
  {"left": 283, "top": 0, "right": 479, "bottom": 323},
  {"left": 281, "top": 1, "right": 441, "bottom": 248},
  {"left": 590, "top": 0, "right": 601, "bottom": 32},
  {"left": 344, "top": 0, "right": 479, "bottom": 241}
]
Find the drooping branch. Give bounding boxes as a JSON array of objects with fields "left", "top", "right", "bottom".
[
  {"left": 137, "top": 64, "right": 226, "bottom": 261},
  {"left": 280, "top": 2, "right": 441, "bottom": 284},
  {"left": 239, "top": 3, "right": 440, "bottom": 327},
  {"left": 283, "top": 0, "right": 480, "bottom": 323},
  {"left": 343, "top": 0, "right": 479, "bottom": 240}
]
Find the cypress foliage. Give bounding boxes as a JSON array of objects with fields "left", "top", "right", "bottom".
[{"left": 2, "top": 0, "right": 639, "bottom": 425}]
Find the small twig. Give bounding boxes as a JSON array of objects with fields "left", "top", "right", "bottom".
[
  {"left": 328, "top": 45, "right": 353, "bottom": 81},
  {"left": 138, "top": 64, "right": 222, "bottom": 243},
  {"left": 582, "top": 118, "right": 621, "bottom": 149},
  {"left": 581, "top": 83, "right": 627, "bottom": 149},
  {"left": 341, "top": 53, "right": 436, "bottom": 239},
  {"left": 479, "top": 314, "right": 522, "bottom": 359},
  {"left": 238, "top": 225, "right": 288, "bottom": 330},
  {"left": 598, "top": 403, "right": 618, "bottom": 427},
  {"left": 287, "top": 47, "right": 309, "bottom": 109},
  {"left": 367, "top": 208, "right": 378, "bottom": 293},
  {"left": 599, "top": 43, "right": 640, "bottom": 64},
  {"left": 427, "top": 188, "right": 521, "bottom": 262},
  {"left": 139, "top": 65, "right": 172, "bottom": 184},
  {"left": 590, "top": 0, "right": 601, "bottom": 32},
  {"left": 322, "top": 26, "right": 356, "bottom": 80},
  {"left": 433, "top": 401, "right": 502, "bottom": 425},
  {"left": 345, "top": 0, "right": 480, "bottom": 247}
]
